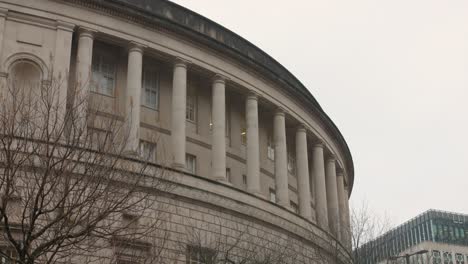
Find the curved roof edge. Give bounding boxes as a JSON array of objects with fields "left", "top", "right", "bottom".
[{"left": 60, "top": 0, "right": 354, "bottom": 192}]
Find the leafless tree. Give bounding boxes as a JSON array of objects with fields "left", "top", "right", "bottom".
[
  {"left": 175, "top": 216, "right": 305, "bottom": 264},
  {"left": 0, "top": 67, "right": 173, "bottom": 264},
  {"left": 350, "top": 200, "right": 392, "bottom": 264}
]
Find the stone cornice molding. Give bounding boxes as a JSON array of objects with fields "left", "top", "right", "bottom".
[{"left": 0, "top": 8, "right": 8, "bottom": 18}]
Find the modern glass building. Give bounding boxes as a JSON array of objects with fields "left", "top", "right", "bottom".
[{"left": 356, "top": 210, "right": 468, "bottom": 264}]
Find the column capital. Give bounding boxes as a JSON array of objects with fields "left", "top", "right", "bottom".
[
  {"left": 212, "top": 74, "right": 227, "bottom": 84},
  {"left": 128, "top": 41, "right": 146, "bottom": 54},
  {"left": 77, "top": 27, "right": 97, "bottom": 39},
  {"left": 312, "top": 141, "right": 325, "bottom": 148},
  {"left": 274, "top": 107, "right": 287, "bottom": 117},
  {"left": 56, "top": 20, "right": 75, "bottom": 32},
  {"left": 326, "top": 155, "right": 336, "bottom": 163},
  {"left": 246, "top": 91, "right": 259, "bottom": 101},
  {"left": 297, "top": 124, "right": 307, "bottom": 133},
  {"left": 173, "top": 57, "right": 190, "bottom": 68}
]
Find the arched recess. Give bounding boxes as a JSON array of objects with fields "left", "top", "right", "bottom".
[
  {"left": 3, "top": 53, "right": 49, "bottom": 104},
  {"left": 4, "top": 52, "right": 49, "bottom": 83}
]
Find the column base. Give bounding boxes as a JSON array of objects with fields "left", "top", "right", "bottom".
[
  {"left": 123, "top": 149, "right": 139, "bottom": 157},
  {"left": 216, "top": 179, "right": 232, "bottom": 186},
  {"left": 172, "top": 162, "right": 186, "bottom": 171},
  {"left": 278, "top": 201, "right": 290, "bottom": 209},
  {"left": 248, "top": 189, "right": 265, "bottom": 199}
]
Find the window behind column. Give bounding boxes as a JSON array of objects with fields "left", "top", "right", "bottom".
[
  {"left": 287, "top": 152, "right": 296, "bottom": 175},
  {"left": 186, "top": 85, "right": 197, "bottom": 122},
  {"left": 91, "top": 46, "right": 117, "bottom": 96},
  {"left": 139, "top": 140, "right": 156, "bottom": 162},
  {"left": 142, "top": 66, "right": 159, "bottom": 109},
  {"left": 226, "top": 168, "right": 231, "bottom": 183},
  {"left": 186, "top": 154, "right": 197, "bottom": 174},
  {"left": 290, "top": 201, "right": 298, "bottom": 214},
  {"left": 269, "top": 188, "right": 276, "bottom": 203},
  {"left": 267, "top": 134, "right": 275, "bottom": 161}
]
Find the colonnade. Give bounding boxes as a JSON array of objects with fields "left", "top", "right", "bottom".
[{"left": 73, "top": 28, "right": 351, "bottom": 245}]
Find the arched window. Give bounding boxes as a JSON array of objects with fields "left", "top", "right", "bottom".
[{"left": 9, "top": 60, "right": 42, "bottom": 90}]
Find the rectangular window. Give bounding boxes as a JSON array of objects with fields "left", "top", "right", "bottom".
[
  {"left": 122, "top": 213, "right": 139, "bottom": 230},
  {"left": 240, "top": 128, "right": 247, "bottom": 145},
  {"left": 88, "top": 127, "right": 112, "bottom": 150},
  {"left": 267, "top": 135, "right": 275, "bottom": 161},
  {"left": 0, "top": 248, "right": 18, "bottom": 264},
  {"left": 142, "top": 67, "right": 159, "bottom": 109},
  {"left": 186, "top": 86, "right": 197, "bottom": 122},
  {"left": 186, "top": 154, "right": 197, "bottom": 174},
  {"left": 139, "top": 141, "right": 156, "bottom": 162},
  {"left": 242, "top": 175, "right": 247, "bottom": 187},
  {"left": 91, "top": 50, "right": 116, "bottom": 96},
  {"left": 186, "top": 245, "right": 216, "bottom": 264},
  {"left": 269, "top": 188, "right": 276, "bottom": 203},
  {"left": 290, "top": 201, "right": 298, "bottom": 214},
  {"left": 287, "top": 152, "right": 296, "bottom": 175},
  {"left": 226, "top": 168, "right": 231, "bottom": 183}
]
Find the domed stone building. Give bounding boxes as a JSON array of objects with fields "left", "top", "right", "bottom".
[{"left": 0, "top": 0, "right": 354, "bottom": 263}]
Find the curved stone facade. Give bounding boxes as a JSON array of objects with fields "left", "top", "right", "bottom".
[{"left": 0, "top": 0, "right": 354, "bottom": 263}]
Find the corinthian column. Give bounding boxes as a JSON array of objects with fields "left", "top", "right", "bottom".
[
  {"left": 274, "top": 110, "right": 288, "bottom": 207},
  {"left": 124, "top": 42, "right": 144, "bottom": 154},
  {"left": 312, "top": 142, "right": 328, "bottom": 229},
  {"left": 337, "top": 172, "right": 348, "bottom": 243},
  {"left": 74, "top": 27, "right": 95, "bottom": 130},
  {"left": 246, "top": 93, "right": 260, "bottom": 195},
  {"left": 211, "top": 75, "right": 226, "bottom": 181},
  {"left": 171, "top": 58, "right": 187, "bottom": 169},
  {"left": 326, "top": 156, "right": 341, "bottom": 239},
  {"left": 296, "top": 125, "right": 312, "bottom": 220}
]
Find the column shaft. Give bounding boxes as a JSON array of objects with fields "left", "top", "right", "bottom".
[
  {"left": 344, "top": 186, "right": 352, "bottom": 249},
  {"left": 53, "top": 21, "right": 74, "bottom": 127},
  {"left": 312, "top": 143, "right": 328, "bottom": 229},
  {"left": 274, "top": 111, "right": 288, "bottom": 207},
  {"left": 246, "top": 93, "right": 260, "bottom": 195},
  {"left": 74, "top": 28, "right": 94, "bottom": 130},
  {"left": 124, "top": 43, "right": 144, "bottom": 153},
  {"left": 296, "top": 126, "right": 312, "bottom": 219},
  {"left": 211, "top": 76, "right": 226, "bottom": 181},
  {"left": 0, "top": 9, "right": 8, "bottom": 100},
  {"left": 171, "top": 59, "right": 187, "bottom": 168},
  {"left": 326, "top": 157, "right": 341, "bottom": 239},
  {"left": 337, "top": 173, "right": 348, "bottom": 243}
]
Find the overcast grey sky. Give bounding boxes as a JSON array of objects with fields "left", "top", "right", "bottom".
[{"left": 170, "top": 0, "right": 468, "bottom": 224}]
